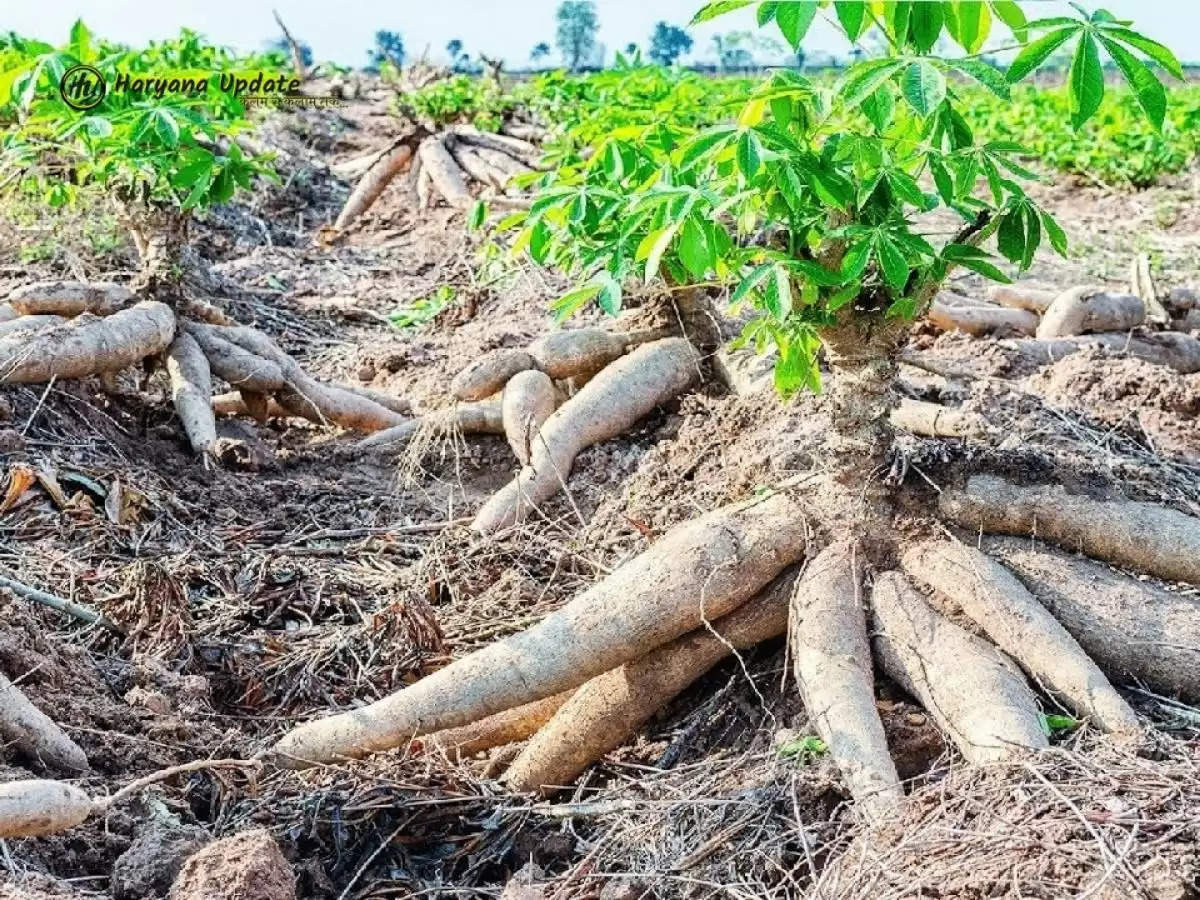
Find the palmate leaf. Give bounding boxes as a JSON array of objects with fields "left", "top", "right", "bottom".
[
  {"left": 1098, "top": 35, "right": 1166, "bottom": 130},
  {"left": 1096, "top": 26, "right": 1183, "bottom": 78},
  {"left": 1007, "top": 26, "right": 1079, "bottom": 82},
  {"left": 775, "top": 1, "right": 818, "bottom": 51},
  {"left": 989, "top": 0, "right": 1028, "bottom": 42},
  {"left": 910, "top": 2, "right": 944, "bottom": 53},
  {"left": 902, "top": 61, "right": 946, "bottom": 116},
  {"left": 690, "top": 0, "right": 753, "bottom": 25},
  {"left": 1067, "top": 32, "right": 1103, "bottom": 130},
  {"left": 835, "top": 0, "right": 868, "bottom": 41}
]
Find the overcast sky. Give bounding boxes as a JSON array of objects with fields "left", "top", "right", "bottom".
[{"left": 4, "top": 1, "right": 1198, "bottom": 68}]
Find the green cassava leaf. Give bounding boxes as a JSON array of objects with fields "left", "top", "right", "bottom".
[
  {"left": 910, "top": 2, "right": 944, "bottom": 53},
  {"left": 1067, "top": 32, "right": 1104, "bottom": 129},
  {"left": 691, "top": 0, "right": 753, "bottom": 25},
  {"left": 902, "top": 60, "right": 946, "bottom": 116},
  {"left": 1098, "top": 34, "right": 1166, "bottom": 130},
  {"left": 775, "top": 1, "right": 818, "bottom": 50},
  {"left": 1007, "top": 26, "right": 1079, "bottom": 82},
  {"left": 835, "top": 0, "right": 868, "bottom": 40}
]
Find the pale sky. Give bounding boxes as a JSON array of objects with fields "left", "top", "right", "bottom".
[{"left": 4, "top": 1, "right": 1198, "bottom": 68}]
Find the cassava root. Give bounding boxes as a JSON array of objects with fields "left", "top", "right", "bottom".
[
  {"left": 470, "top": 337, "right": 699, "bottom": 533},
  {"left": 940, "top": 475, "right": 1200, "bottom": 585},
  {"left": 790, "top": 540, "right": 903, "bottom": 818},
  {"left": 871, "top": 571, "right": 1049, "bottom": 763},
  {"left": 900, "top": 541, "right": 1139, "bottom": 734},
  {"left": 505, "top": 567, "right": 797, "bottom": 795},
  {"left": 270, "top": 490, "right": 807, "bottom": 767},
  {"left": 0, "top": 672, "right": 89, "bottom": 773}
]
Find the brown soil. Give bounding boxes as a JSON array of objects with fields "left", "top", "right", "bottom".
[{"left": 0, "top": 80, "right": 1196, "bottom": 898}]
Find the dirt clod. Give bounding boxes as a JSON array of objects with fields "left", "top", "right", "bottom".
[
  {"left": 167, "top": 829, "right": 295, "bottom": 900},
  {"left": 112, "top": 821, "right": 211, "bottom": 900}
]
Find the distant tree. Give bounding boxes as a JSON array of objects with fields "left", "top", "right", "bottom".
[
  {"left": 555, "top": 0, "right": 599, "bottom": 71},
  {"left": 795, "top": 46, "right": 806, "bottom": 71},
  {"left": 447, "top": 38, "right": 470, "bottom": 72},
  {"left": 266, "top": 36, "right": 312, "bottom": 69},
  {"left": 712, "top": 30, "right": 782, "bottom": 71},
  {"left": 530, "top": 41, "right": 552, "bottom": 64},
  {"left": 625, "top": 42, "right": 638, "bottom": 55},
  {"left": 647, "top": 22, "right": 692, "bottom": 66},
  {"left": 367, "top": 30, "right": 405, "bottom": 69}
]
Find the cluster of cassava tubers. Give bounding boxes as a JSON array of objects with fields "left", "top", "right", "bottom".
[
  {"left": 925, "top": 262, "right": 1200, "bottom": 375},
  {"left": 0, "top": 281, "right": 412, "bottom": 461},
  {"left": 258, "top": 471, "right": 1197, "bottom": 825},
  {"left": 331, "top": 124, "right": 542, "bottom": 232},
  {"left": 359, "top": 326, "right": 698, "bottom": 533}
]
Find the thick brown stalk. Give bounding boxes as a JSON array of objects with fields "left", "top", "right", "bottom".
[
  {"left": 983, "top": 537, "right": 1200, "bottom": 703},
  {"left": 470, "top": 338, "right": 699, "bottom": 533},
  {"left": 871, "top": 571, "right": 1049, "bottom": 763},
  {"left": 506, "top": 568, "right": 796, "bottom": 795},
  {"left": 940, "top": 475, "right": 1200, "bottom": 585},
  {"left": 270, "top": 491, "right": 807, "bottom": 767},
  {"left": 901, "top": 541, "right": 1139, "bottom": 734},
  {"left": 791, "top": 540, "right": 902, "bottom": 818},
  {"left": 165, "top": 332, "right": 217, "bottom": 455},
  {"left": 0, "top": 302, "right": 175, "bottom": 384}
]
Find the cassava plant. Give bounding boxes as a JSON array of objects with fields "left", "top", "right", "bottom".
[
  {"left": 271, "top": 1, "right": 1200, "bottom": 823},
  {"left": 0, "top": 22, "right": 411, "bottom": 459}
]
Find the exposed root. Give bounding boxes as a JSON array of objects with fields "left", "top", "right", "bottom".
[
  {"left": 165, "top": 332, "right": 217, "bottom": 455},
  {"left": 1130, "top": 252, "right": 1171, "bottom": 324},
  {"left": 939, "top": 475, "right": 1200, "bottom": 584},
  {"left": 871, "top": 571, "right": 1049, "bottom": 763},
  {"left": 900, "top": 541, "right": 1139, "bottom": 734},
  {"left": 270, "top": 490, "right": 807, "bottom": 767},
  {"left": 204, "top": 325, "right": 408, "bottom": 432},
  {"left": 501, "top": 369, "right": 558, "bottom": 464},
  {"left": 1036, "top": 287, "right": 1144, "bottom": 338},
  {"left": 0, "top": 314, "right": 66, "bottom": 337},
  {"left": 452, "top": 349, "right": 538, "bottom": 401},
  {"left": 186, "top": 323, "right": 287, "bottom": 393},
  {"left": 333, "top": 137, "right": 418, "bottom": 230},
  {"left": 986, "top": 282, "right": 1058, "bottom": 313},
  {"left": 0, "top": 672, "right": 89, "bottom": 773},
  {"left": 790, "top": 539, "right": 902, "bottom": 819},
  {"left": 527, "top": 328, "right": 631, "bottom": 378},
  {"left": 356, "top": 399, "right": 502, "bottom": 453},
  {"left": 889, "top": 398, "right": 988, "bottom": 438},
  {"left": 927, "top": 296, "right": 1036, "bottom": 336},
  {"left": 449, "top": 124, "right": 542, "bottom": 167},
  {"left": 504, "top": 567, "right": 796, "bottom": 796},
  {"left": 1001, "top": 330, "right": 1200, "bottom": 373},
  {"left": 416, "top": 691, "right": 571, "bottom": 760},
  {"left": 470, "top": 337, "right": 699, "bottom": 533},
  {"left": 983, "top": 537, "right": 1200, "bottom": 703},
  {"left": 7, "top": 280, "right": 133, "bottom": 317},
  {"left": 0, "top": 301, "right": 175, "bottom": 384},
  {"left": 418, "top": 136, "right": 474, "bottom": 210},
  {"left": 0, "top": 780, "right": 92, "bottom": 838}
]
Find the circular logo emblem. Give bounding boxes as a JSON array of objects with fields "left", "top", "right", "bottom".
[{"left": 59, "top": 64, "right": 106, "bottom": 111}]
